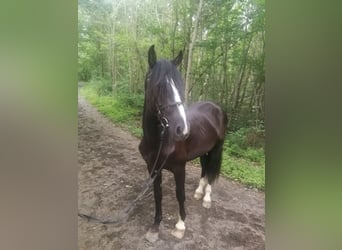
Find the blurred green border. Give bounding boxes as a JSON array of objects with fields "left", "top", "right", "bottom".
[
  {"left": 267, "top": 0, "right": 342, "bottom": 249},
  {"left": 0, "top": 1, "right": 77, "bottom": 250},
  {"left": 1, "top": 0, "right": 342, "bottom": 249}
]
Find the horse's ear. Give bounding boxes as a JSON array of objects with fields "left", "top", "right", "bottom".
[
  {"left": 148, "top": 45, "right": 157, "bottom": 68},
  {"left": 172, "top": 50, "right": 183, "bottom": 66}
]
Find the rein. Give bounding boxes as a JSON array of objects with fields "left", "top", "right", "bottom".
[{"left": 78, "top": 116, "right": 169, "bottom": 225}]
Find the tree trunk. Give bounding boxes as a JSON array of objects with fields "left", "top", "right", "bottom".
[
  {"left": 172, "top": 1, "right": 179, "bottom": 57},
  {"left": 233, "top": 33, "right": 253, "bottom": 112},
  {"left": 185, "top": 0, "right": 203, "bottom": 102}
]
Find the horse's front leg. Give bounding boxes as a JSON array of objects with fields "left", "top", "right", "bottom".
[
  {"left": 145, "top": 172, "right": 162, "bottom": 243},
  {"left": 171, "top": 165, "right": 186, "bottom": 239}
]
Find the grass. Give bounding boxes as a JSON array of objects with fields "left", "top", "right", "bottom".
[
  {"left": 221, "top": 128, "right": 265, "bottom": 190},
  {"left": 80, "top": 81, "right": 265, "bottom": 190},
  {"left": 221, "top": 151, "right": 265, "bottom": 190},
  {"left": 80, "top": 83, "right": 143, "bottom": 137}
]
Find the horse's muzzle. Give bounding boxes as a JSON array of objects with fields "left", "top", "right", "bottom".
[{"left": 175, "top": 125, "right": 190, "bottom": 141}]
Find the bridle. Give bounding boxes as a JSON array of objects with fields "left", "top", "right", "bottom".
[
  {"left": 78, "top": 79, "right": 185, "bottom": 225},
  {"left": 78, "top": 106, "right": 171, "bottom": 225},
  {"left": 157, "top": 101, "right": 183, "bottom": 112},
  {"left": 156, "top": 101, "right": 183, "bottom": 129}
]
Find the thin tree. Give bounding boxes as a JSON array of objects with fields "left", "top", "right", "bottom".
[{"left": 185, "top": 0, "right": 203, "bottom": 102}]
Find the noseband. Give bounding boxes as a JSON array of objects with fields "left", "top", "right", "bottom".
[{"left": 156, "top": 101, "right": 183, "bottom": 129}]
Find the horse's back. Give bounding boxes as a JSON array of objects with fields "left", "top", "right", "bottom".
[{"left": 187, "top": 101, "right": 227, "bottom": 139}]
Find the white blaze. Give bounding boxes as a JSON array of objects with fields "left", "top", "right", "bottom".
[{"left": 168, "top": 77, "right": 189, "bottom": 135}]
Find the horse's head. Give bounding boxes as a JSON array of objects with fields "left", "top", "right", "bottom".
[{"left": 144, "top": 45, "right": 190, "bottom": 142}]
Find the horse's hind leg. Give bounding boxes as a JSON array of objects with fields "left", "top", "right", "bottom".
[
  {"left": 194, "top": 155, "right": 209, "bottom": 200},
  {"left": 201, "top": 140, "right": 224, "bottom": 209},
  {"left": 171, "top": 165, "right": 186, "bottom": 239},
  {"left": 202, "top": 180, "right": 212, "bottom": 208}
]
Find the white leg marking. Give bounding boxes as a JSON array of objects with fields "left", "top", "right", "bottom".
[
  {"left": 194, "top": 177, "right": 207, "bottom": 200},
  {"left": 175, "top": 218, "right": 185, "bottom": 230},
  {"left": 171, "top": 215, "right": 186, "bottom": 239},
  {"left": 145, "top": 229, "right": 159, "bottom": 243},
  {"left": 202, "top": 184, "right": 212, "bottom": 209}
]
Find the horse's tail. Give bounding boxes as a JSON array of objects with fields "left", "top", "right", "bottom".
[{"left": 206, "top": 139, "right": 225, "bottom": 184}]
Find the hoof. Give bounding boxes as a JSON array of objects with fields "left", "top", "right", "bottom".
[
  {"left": 145, "top": 228, "right": 159, "bottom": 243},
  {"left": 202, "top": 200, "right": 211, "bottom": 209},
  {"left": 194, "top": 191, "right": 203, "bottom": 200},
  {"left": 171, "top": 228, "right": 185, "bottom": 239}
]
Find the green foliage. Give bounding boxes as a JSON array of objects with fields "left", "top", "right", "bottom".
[
  {"left": 78, "top": 0, "right": 265, "bottom": 190},
  {"left": 225, "top": 127, "right": 265, "bottom": 161},
  {"left": 90, "top": 78, "right": 113, "bottom": 96},
  {"left": 80, "top": 80, "right": 143, "bottom": 137},
  {"left": 244, "top": 147, "right": 264, "bottom": 163},
  {"left": 222, "top": 127, "right": 265, "bottom": 189},
  {"left": 221, "top": 154, "right": 265, "bottom": 190}
]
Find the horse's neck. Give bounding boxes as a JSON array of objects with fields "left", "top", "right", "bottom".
[{"left": 142, "top": 112, "right": 160, "bottom": 143}]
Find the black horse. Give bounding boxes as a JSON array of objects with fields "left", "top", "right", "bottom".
[{"left": 139, "top": 45, "right": 228, "bottom": 241}]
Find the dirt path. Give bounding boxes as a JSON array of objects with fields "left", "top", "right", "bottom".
[{"left": 78, "top": 95, "right": 265, "bottom": 250}]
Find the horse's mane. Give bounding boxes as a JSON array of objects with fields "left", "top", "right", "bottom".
[{"left": 145, "top": 59, "right": 184, "bottom": 111}]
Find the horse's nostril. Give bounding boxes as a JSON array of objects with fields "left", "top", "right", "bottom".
[
  {"left": 184, "top": 131, "right": 190, "bottom": 138},
  {"left": 176, "top": 126, "right": 183, "bottom": 136}
]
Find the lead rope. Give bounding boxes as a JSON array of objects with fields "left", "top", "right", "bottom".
[{"left": 78, "top": 119, "right": 169, "bottom": 225}]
